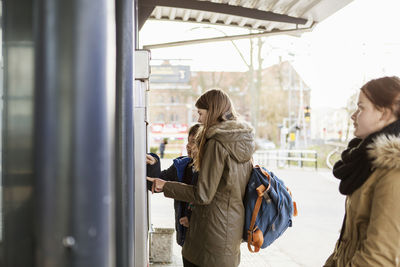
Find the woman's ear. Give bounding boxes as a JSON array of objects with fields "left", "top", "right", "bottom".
[{"left": 381, "top": 107, "right": 397, "bottom": 124}]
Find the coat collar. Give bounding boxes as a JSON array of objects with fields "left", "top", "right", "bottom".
[
  {"left": 204, "top": 120, "right": 255, "bottom": 163},
  {"left": 205, "top": 120, "right": 254, "bottom": 139},
  {"left": 368, "top": 134, "right": 400, "bottom": 169}
]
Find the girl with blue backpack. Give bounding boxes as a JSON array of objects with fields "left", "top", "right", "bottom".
[{"left": 148, "top": 89, "right": 255, "bottom": 267}]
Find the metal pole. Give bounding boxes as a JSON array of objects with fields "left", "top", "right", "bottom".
[
  {"left": 143, "top": 23, "right": 316, "bottom": 49},
  {"left": 34, "top": 0, "right": 116, "bottom": 266},
  {"left": 115, "top": 0, "right": 135, "bottom": 266},
  {"left": 300, "top": 152, "right": 303, "bottom": 168},
  {"left": 315, "top": 152, "right": 318, "bottom": 171}
]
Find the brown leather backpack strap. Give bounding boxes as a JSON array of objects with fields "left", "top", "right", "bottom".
[
  {"left": 248, "top": 186, "right": 264, "bottom": 233},
  {"left": 247, "top": 183, "right": 267, "bottom": 252},
  {"left": 248, "top": 228, "right": 264, "bottom": 252},
  {"left": 287, "top": 186, "right": 298, "bottom": 217},
  {"left": 258, "top": 166, "right": 271, "bottom": 188}
]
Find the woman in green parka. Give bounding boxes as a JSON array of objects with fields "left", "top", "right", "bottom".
[
  {"left": 324, "top": 76, "right": 400, "bottom": 266},
  {"left": 148, "top": 89, "right": 255, "bottom": 267}
]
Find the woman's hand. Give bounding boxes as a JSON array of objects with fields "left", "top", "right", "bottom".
[
  {"left": 146, "top": 177, "right": 166, "bottom": 193},
  {"left": 179, "top": 216, "right": 189, "bottom": 228},
  {"left": 146, "top": 154, "right": 157, "bottom": 165}
]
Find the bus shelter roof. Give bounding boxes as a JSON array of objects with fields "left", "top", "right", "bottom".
[{"left": 139, "top": 0, "right": 353, "bottom": 48}]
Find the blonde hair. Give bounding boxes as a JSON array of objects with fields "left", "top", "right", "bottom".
[{"left": 193, "top": 89, "right": 237, "bottom": 170}]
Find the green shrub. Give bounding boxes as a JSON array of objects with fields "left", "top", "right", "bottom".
[{"left": 149, "top": 146, "right": 158, "bottom": 154}]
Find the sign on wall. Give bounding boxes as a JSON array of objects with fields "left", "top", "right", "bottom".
[{"left": 150, "top": 65, "right": 191, "bottom": 83}]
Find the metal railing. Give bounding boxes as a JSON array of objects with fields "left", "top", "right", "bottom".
[
  {"left": 253, "top": 149, "right": 318, "bottom": 170},
  {"left": 325, "top": 141, "right": 347, "bottom": 169}
]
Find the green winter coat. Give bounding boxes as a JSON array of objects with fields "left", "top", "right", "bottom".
[
  {"left": 163, "top": 120, "right": 255, "bottom": 267},
  {"left": 324, "top": 134, "right": 400, "bottom": 267}
]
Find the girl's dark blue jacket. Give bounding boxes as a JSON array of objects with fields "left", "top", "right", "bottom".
[{"left": 146, "top": 153, "right": 198, "bottom": 246}]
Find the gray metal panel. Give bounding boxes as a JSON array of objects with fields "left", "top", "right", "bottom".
[
  {"left": 34, "top": 0, "right": 116, "bottom": 266},
  {"left": 134, "top": 80, "right": 149, "bottom": 267},
  {"left": 2, "top": 0, "right": 35, "bottom": 266}
]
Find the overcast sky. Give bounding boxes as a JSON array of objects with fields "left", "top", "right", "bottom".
[{"left": 140, "top": 0, "right": 400, "bottom": 109}]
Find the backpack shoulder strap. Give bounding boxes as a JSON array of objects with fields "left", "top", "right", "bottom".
[{"left": 247, "top": 167, "right": 271, "bottom": 253}]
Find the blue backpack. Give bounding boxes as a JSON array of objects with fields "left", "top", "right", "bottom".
[{"left": 243, "top": 165, "right": 298, "bottom": 252}]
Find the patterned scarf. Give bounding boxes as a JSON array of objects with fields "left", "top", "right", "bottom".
[{"left": 333, "top": 119, "right": 400, "bottom": 195}]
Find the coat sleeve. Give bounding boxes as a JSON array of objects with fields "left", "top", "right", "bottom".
[
  {"left": 146, "top": 153, "right": 161, "bottom": 178},
  {"left": 163, "top": 139, "right": 227, "bottom": 205},
  {"left": 159, "top": 164, "right": 178, "bottom": 182},
  {"left": 146, "top": 153, "right": 161, "bottom": 190},
  {"left": 348, "top": 169, "right": 400, "bottom": 266},
  {"left": 146, "top": 163, "right": 178, "bottom": 192}
]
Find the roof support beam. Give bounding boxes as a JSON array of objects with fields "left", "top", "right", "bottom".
[
  {"left": 138, "top": 0, "right": 156, "bottom": 30},
  {"left": 143, "top": 22, "right": 316, "bottom": 49},
  {"left": 142, "top": 0, "right": 307, "bottom": 25}
]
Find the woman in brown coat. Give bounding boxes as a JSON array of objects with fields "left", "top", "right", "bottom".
[
  {"left": 148, "top": 89, "right": 255, "bottom": 267},
  {"left": 324, "top": 76, "right": 400, "bottom": 266}
]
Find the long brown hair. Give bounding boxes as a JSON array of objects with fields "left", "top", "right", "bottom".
[
  {"left": 361, "top": 76, "right": 400, "bottom": 118},
  {"left": 193, "top": 89, "right": 237, "bottom": 170},
  {"left": 188, "top": 123, "right": 201, "bottom": 137}
]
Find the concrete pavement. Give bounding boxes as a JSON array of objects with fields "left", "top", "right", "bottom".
[{"left": 149, "top": 159, "right": 345, "bottom": 267}]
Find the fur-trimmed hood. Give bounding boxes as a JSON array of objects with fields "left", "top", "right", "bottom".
[
  {"left": 368, "top": 134, "right": 400, "bottom": 169},
  {"left": 205, "top": 120, "right": 255, "bottom": 163}
]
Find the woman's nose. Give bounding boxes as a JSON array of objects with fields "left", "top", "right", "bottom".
[{"left": 351, "top": 111, "right": 357, "bottom": 121}]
